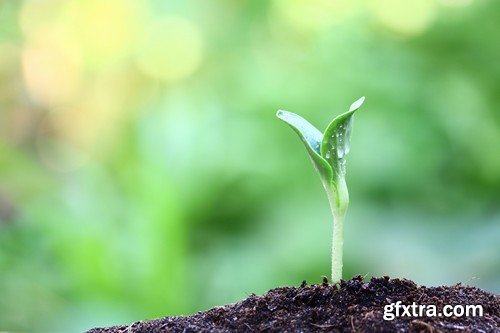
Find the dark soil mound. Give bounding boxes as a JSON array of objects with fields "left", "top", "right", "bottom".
[{"left": 87, "top": 276, "right": 499, "bottom": 332}]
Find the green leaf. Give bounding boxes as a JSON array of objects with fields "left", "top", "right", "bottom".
[
  {"left": 276, "top": 110, "right": 333, "bottom": 183},
  {"left": 320, "top": 97, "right": 365, "bottom": 181}
]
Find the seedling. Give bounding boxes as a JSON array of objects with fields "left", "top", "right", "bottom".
[{"left": 276, "top": 97, "right": 365, "bottom": 283}]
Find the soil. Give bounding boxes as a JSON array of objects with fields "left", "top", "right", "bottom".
[{"left": 87, "top": 276, "right": 499, "bottom": 332}]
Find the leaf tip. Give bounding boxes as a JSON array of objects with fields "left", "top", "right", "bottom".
[
  {"left": 276, "top": 109, "right": 292, "bottom": 121},
  {"left": 349, "top": 96, "right": 365, "bottom": 112}
]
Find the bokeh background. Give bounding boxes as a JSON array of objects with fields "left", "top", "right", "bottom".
[{"left": 1, "top": 0, "right": 499, "bottom": 331}]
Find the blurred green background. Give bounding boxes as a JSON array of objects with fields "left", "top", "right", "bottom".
[{"left": 1, "top": 0, "right": 499, "bottom": 331}]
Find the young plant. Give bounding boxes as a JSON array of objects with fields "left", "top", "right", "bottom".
[{"left": 276, "top": 97, "right": 365, "bottom": 283}]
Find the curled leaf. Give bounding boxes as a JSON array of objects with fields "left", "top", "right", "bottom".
[
  {"left": 320, "top": 97, "right": 365, "bottom": 181},
  {"left": 276, "top": 110, "right": 333, "bottom": 183}
]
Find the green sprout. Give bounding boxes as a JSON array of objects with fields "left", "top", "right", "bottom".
[{"left": 276, "top": 97, "right": 365, "bottom": 283}]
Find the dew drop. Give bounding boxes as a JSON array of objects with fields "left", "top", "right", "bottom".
[
  {"left": 334, "top": 119, "right": 353, "bottom": 160},
  {"left": 344, "top": 140, "right": 351, "bottom": 155}
]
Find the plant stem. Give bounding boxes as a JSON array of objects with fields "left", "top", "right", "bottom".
[
  {"left": 331, "top": 210, "right": 346, "bottom": 283},
  {"left": 325, "top": 177, "right": 349, "bottom": 283}
]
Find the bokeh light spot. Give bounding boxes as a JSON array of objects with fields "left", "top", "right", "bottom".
[
  {"left": 66, "top": 0, "right": 146, "bottom": 66},
  {"left": 371, "top": 0, "right": 436, "bottom": 36},
  {"left": 135, "top": 17, "right": 203, "bottom": 83},
  {"left": 22, "top": 33, "right": 83, "bottom": 108},
  {"left": 272, "top": 0, "right": 361, "bottom": 32},
  {"left": 439, "top": 0, "right": 473, "bottom": 7},
  {"left": 21, "top": 0, "right": 146, "bottom": 68}
]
